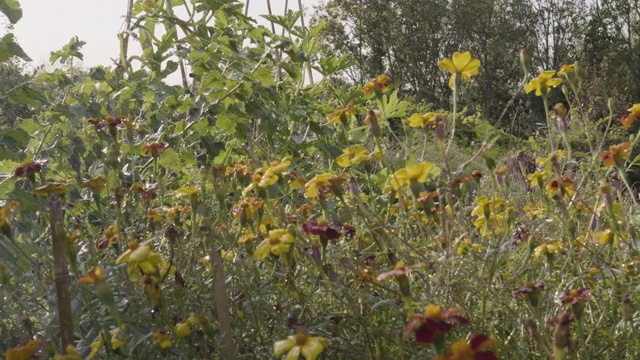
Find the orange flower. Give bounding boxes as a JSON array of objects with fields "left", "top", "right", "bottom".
[
  {"left": 78, "top": 265, "right": 106, "bottom": 285},
  {"left": 621, "top": 103, "right": 640, "bottom": 130},
  {"left": 601, "top": 142, "right": 631, "bottom": 167},
  {"left": 142, "top": 142, "right": 167, "bottom": 156}
]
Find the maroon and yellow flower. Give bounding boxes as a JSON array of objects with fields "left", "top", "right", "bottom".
[
  {"left": 302, "top": 219, "right": 345, "bottom": 241},
  {"left": 327, "top": 102, "right": 356, "bottom": 124},
  {"left": 13, "top": 161, "right": 43, "bottom": 177},
  {"left": 556, "top": 288, "right": 592, "bottom": 305},
  {"left": 514, "top": 280, "right": 544, "bottom": 307},
  {"left": 434, "top": 334, "right": 498, "bottom": 360},
  {"left": 404, "top": 305, "right": 468, "bottom": 344}
]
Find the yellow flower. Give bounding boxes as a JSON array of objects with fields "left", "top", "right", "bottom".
[
  {"left": 153, "top": 331, "right": 172, "bottom": 349},
  {"left": 5, "top": 340, "right": 41, "bottom": 360},
  {"left": 80, "top": 176, "right": 107, "bottom": 192},
  {"left": 557, "top": 63, "right": 576, "bottom": 76},
  {"left": 598, "top": 229, "right": 627, "bottom": 246},
  {"left": 362, "top": 75, "right": 390, "bottom": 94},
  {"left": 336, "top": 145, "right": 371, "bottom": 168},
  {"left": 534, "top": 241, "right": 563, "bottom": 258},
  {"left": 437, "top": 51, "right": 481, "bottom": 89},
  {"left": 110, "top": 327, "right": 126, "bottom": 350},
  {"left": 176, "top": 186, "right": 201, "bottom": 197},
  {"left": 273, "top": 333, "right": 329, "bottom": 360},
  {"left": 53, "top": 345, "right": 82, "bottom": 360},
  {"left": 524, "top": 70, "right": 562, "bottom": 96},
  {"left": 254, "top": 229, "right": 295, "bottom": 259},
  {"left": 389, "top": 162, "right": 440, "bottom": 190},
  {"left": 116, "top": 241, "right": 164, "bottom": 281},
  {"left": 407, "top": 112, "right": 444, "bottom": 128},
  {"left": 175, "top": 321, "right": 191, "bottom": 337},
  {"left": 89, "top": 335, "right": 105, "bottom": 359},
  {"left": 243, "top": 156, "right": 292, "bottom": 195},
  {"left": 34, "top": 181, "right": 66, "bottom": 196},
  {"left": 304, "top": 173, "right": 346, "bottom": 199}
]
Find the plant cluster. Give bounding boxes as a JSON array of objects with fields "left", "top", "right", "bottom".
[{"left": 0, "top": 1, "right": 639, "bottom": 359}]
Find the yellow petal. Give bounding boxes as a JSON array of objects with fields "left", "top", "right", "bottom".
[
  {"left": 451, "top": 51, "right": 472, "bottom": 71},
  {"left": 301, "top": 338, "right": 328, "bottom": 360},
  {"left": 254, "top": 241, "right": 272, "bottom": 260},
  {"left": 437, "top": 58, "right": 456, "bottom": 73},
  {"left": 129, "top": 244, "right": 151, "bottom": 262},
  {"left": 274, "top": 339, "right": 296, "bottom": 356},
  {"left": 285, "top": 346, "right": 302, "bottom": 360}
]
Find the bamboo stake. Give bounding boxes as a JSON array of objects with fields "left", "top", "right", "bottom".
[
  {"left": 297, "top": 0, "right": 314, "bottom": 85},
  {"left": 165, "top": 0, "right": 189, "bottom": 89},
  {"left": 266, "top": 0, "right": 282, "bottom": 81},
  {"left": 209, "top": 247, "right": 236, "bottom": 360},
  {"left": 50, "top": 197, "right": 74, "bottom": 349}
]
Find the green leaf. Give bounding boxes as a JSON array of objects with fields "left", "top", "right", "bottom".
[
  {"left": 215, "top": 113, "right": 237, "bottom": 134},
  {"left": 158, "top": 148, "right": 182, "bottom": 173},
  {"left": 0, "top": 0, "right": 22, "bottom": 24},
  {"left": 0, "top": 127, "right": 30, "bottom": 161},
  {"left": 251, "top": 66, "right": 275, "bottom": 87},
  {"left": 8, "top": 85, "right": 48, "bottom": 106},
  {"left": 0, "top": 33, "right": 30, "bottom": 61}
]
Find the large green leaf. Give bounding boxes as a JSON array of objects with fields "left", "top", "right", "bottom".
[
  {"left": 0, "top": 33, "right": 30, "bottom": 61},
  {"left": 7, "top": 85, "right": 48, "bottom": 106},
  {"left": 0, "top": 0, "right": 21, "bottom": 24}
]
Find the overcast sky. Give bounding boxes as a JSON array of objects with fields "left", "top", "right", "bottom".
[{"left": 12, "top": 0, "right": 322, "bottom": 68}]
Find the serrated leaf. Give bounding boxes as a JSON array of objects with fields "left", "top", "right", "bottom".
[
  {"left": 215, "top": 113, "right": 237, "bottom": 134},
  {"left": 251, "top": 66, "right": 275, "bottom": 87},
  {"left": 10, "top": 187, "right": 42, "bottom": 213},
  {"left": 90, "top": 67, "right": 106, "bottom": 80},
  {"left": 0, "top": 127, "right": 30, "bottom": 150},
  {"left": 0, "top": 0, "right": 22, "bottom": 24},
  {"left": 0, "top": 33, "right": 30, "bottom": 61},
  {"left": 158, "top": 148, "right": 182, "bottom": 173},
  {"left": 8, "top": 85, "right": 48, "bottom": 106}
]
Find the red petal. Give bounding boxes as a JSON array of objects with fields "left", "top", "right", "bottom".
[
  {"left": 475, "top": 352, "right": 499, "bottom": 360},
  {"left": 470, "top": 334, "right": 491, "bottom": 350},
  {"left": 415, "top": 323, "right": 436, "bottom": 343}
]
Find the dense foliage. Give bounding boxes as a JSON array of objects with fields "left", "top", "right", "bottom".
[{"left": 1, "top": 0, "right": 640, "bottom": 359}]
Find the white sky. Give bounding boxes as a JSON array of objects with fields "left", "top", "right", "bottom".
[{"left": 11, "top": 0, "right": 322, "bottom": 68}]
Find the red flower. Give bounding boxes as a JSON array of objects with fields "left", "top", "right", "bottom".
[
  {"left": 302, "top": 219, "right": 353, "bottom": 240},
  {"left": 405, "top": 305, "right": 468, "bottom": 344},
  {"left": 514, "top": 280, "right": 544, "bottom": 306},
  {"left": 13, "top": 161, "right": 44, "bottom": 177}
]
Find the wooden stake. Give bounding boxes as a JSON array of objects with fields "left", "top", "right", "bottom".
[{"left": 50, "top": 197, "right": 74, "bottom": 349}]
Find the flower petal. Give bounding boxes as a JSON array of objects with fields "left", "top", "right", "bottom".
[{"left": 274, "top": 339, "right": 295, "bottom": 356}]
